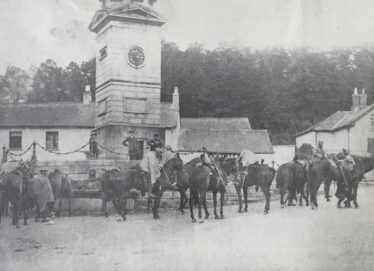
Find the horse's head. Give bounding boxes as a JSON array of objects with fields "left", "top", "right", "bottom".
[
  {"left": 219, "top": 157, "right": 238, "bottom": 176},
  {"left": 162, "top": 154, "right": 185, "bottom": 184}
]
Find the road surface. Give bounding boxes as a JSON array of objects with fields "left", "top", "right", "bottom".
[{"left": 1, "top": 183, "right": 374, "bottom": 271}]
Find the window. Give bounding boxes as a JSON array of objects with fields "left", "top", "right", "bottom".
[
  {"left": 98, "top": 98, "right": 107, "bottom": 116},
  {"left": 9, "top": 131, "right": 22, "bottom": 150},
  {"left": 99, "top": 46, "right": 107, "bottom": 61},
  {"left": 46, "top": 132, "right": 59, "bottom": 150},
  {"left": 124, "top": 97, "right": 149, "bottom": 114},
  {"left": 371, "top": 114, "right": 374, "bottom": 128}
]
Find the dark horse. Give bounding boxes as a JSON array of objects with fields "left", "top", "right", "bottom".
[
  {"left": 276, "top": 162, "right": 309, "bottom": 208},
  {"left": 99, "top": 155, "right": 184, "bottom": 220},
  {"left": 0, "top": 162, "right": 31, "bottom": 228},
  {"left": 335, "top": 156, "right": 374, "bottom": 208},
  {"left": 221, "top": 158, "right": 276, "bottom": 214},
  {"left": 48, "top": 169, "right": 73, "bottom": 217},
  {"left": 184, "top": 157, "right": 228, "bottom": 223}
]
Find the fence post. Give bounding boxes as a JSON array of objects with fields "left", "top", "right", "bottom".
[
  {"left": 31, "top": 141, "right": 37, "bottom": 162},
  {"left": 2, "top": 145, "right": 8, "bottom": 163}
]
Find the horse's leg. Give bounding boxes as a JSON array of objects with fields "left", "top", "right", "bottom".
[
  {"left": 243, "top": 186, "right": 248, "bottom": 212},
  {"left": 263, "top": 186, "right": 271, "bottom": 214},
  {"left": 324, "top": 179, "right": 332, "bottom": 202},
  {"left": 353, "top": 181, "right": 360, "bottom": 208},
  {"left": 280, "top": 186, "right": 286, "bottom": 208},
  {"left": 189, "top": 191, "right": 196, "bottom": 223},
  {"left": 101, "top": 198, "right": 108, "bottom": 218},
  {"left": 235, "top": 183, "right": 243, "bottom": 213},
  {"left": 120, "top": 197, "right": 127, "bottom": 221},
  {"left": 219, "top": 189, "right": 225, "bottom": 219},
  {"left": 198, "top": 192, "right": 202, "bottom": 220},
  {"left": 68, "top": 197, "right": 72, "bottom": 217},
  {"left": 153, "top": 182, "right": 164, "bottom": 220},
  {"left": 203, "top": 193, "right": 209, "bottom": 219},
  {"left": 56, "top": 198, "right": 62, "bottom": 217},
  {"left": 213, "top": 191, "right": 219, "bottom": 219}
]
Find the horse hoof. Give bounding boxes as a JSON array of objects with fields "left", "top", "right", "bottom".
[
  {"left": 104, "top": 213, "right": 108, "bottom": 218},
  {"left": 263, "top": 211, "right": 268, "bottom": 215},
  {"left": 199, "top": 219, "right": 204, "bottom": 224},
  {"left": 215, "top": 215, "right": 219, "bottom": 219},
  {"left": 117, "top": 218, "right": 123, "bottom": 222},
  {"left": 220, "top": 215, "right": 224, "bottom": 219},
  {"left": 24, "top": 221, "right": 28, "bottom": 226},
  {"left": 299, "top": 203, "right": 303, "bottom": 206},
  {"left": 326, "top": 198, "right": 330, "bottom": 202},
  {"left": 244, "top": 209, "right": 248, "bottom": 212},
  {"left": 192, "top": 219, "right": 196, "bottom": 223},
  {"left": 16, "top": 224, "right": 20, "bottom": 229},
  {"left": 281, "top": 204, "right": 285, "bottom": 209},
  {"left": 205, "top": 215, "right": 209, "bottom": 219},
  {"left": 238, "top": 209, "right": 242, "bottom": 213},
  {"left": 306, "top": 203, "right": 310, "bottom": 206},
  {"left": 154, "top": 215, "right": 160, "bottom": 220}
]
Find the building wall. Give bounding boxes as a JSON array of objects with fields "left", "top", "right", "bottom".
[
  {"left": 296, "top": 131, "right": 316, "bottom": 148},
  {"left": 0, "top": 128, "right": 92, "bottom": 161},
  {"left": 316, "top": 130, "right": 349, "bottom": 154},
  {"left": 349, "top": 110, "right": 374, "bottom": 156}
]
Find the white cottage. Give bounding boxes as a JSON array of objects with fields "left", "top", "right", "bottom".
[
  {"left": 296, "top": 88, "right": 374, "bottom": 156},
  {"left": 0, "top": 98, "right": 95, "bottom": 162}
]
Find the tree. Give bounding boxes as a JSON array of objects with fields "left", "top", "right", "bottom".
[
  {"left": 0, "top": 66, "right": 30, "bottom": 103},
  {"left": 28, "top": 59, "right": 67, "bottom": 102}
]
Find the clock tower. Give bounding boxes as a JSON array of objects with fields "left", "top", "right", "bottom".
[{"left": 89, "top": 1, "right": 170, "bottom": 159}]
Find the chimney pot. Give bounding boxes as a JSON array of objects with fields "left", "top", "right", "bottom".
[
  {"left": 354, "top": 87, "right": 358, "bottom": 95},
  {"left": 362, "top": 88, "right": 366, "bottom": 94}
]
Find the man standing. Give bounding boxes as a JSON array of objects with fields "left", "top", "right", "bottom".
[
  {"left": 89, "top": 132, "right": 99, "bottom": 159},
  {"left": 122, "top": 130, "right": 139, "bottom": 160},
  {"left": 148, "top": 133, "right": 163, "bottom": 155}
]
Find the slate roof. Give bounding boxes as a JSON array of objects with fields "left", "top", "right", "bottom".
[
  {"left": 177, "top": 129, "right": 273, "bottom": 154},
  {"left": 296, "top": 104, "right": 374, "bottom": 136},
  {"left": 181, "top": 118, "right": 251, "bottom": 131},
  {"left": 0, "top": 103, "right": 95, "bottom": 128}
]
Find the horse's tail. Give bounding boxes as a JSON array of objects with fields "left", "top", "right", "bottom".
[{"left": 275, "top": 166, "right": 283, "bottom": 189}]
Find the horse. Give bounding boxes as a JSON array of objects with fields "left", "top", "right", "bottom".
[
  {"left": 221, "top": 158, "right": 276, "bottom": 214},
  {"left": 48, "top": 169, "right": 73, "bottom": 217},
  {"left": 308, "top": 159, "right": 351, "bottom": 209},
  {"left": 276, "top": 162, "right": 309, "bottom": 208},
  {"left": 0, "top": 162, "right": 31, "bottom": 228},
  {"left": 99, "top": 155, "right": 184, "bottom": 220},
  {"left": 335, "top": 156, "right": 374, "bottom": 208},
  {"left": 184, "top": 157, "right": 228, "bottom": 223}
]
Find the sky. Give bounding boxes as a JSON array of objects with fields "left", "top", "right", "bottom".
[{"left": 1, "top": 0, "right": 374, "bottom": 72}]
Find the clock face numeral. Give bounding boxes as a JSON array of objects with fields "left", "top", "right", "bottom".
[{"left": 128, "top": 46, "right": 145, "bottom": 68}]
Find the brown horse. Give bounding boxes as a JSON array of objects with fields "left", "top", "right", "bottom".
[
  {"left": 276, "top": 162, "right": 309, "bottom": 208},
  {"left": 0, "top": 162, "right": 31, "bottom": 228},
  {"left": 48, "top": 169, "right": 73, "bottom": 217},
  {"left": 183, "top": 157, "right": 228, "bottom": 223},
  {"left": 221, "top": 158, "right": 276, "bottom": 214},
  {"left": 99, "top": 155, "right": 184, "bottom": 220},
  {"left": 335, "top": 156, "right": 374, "bottom": 208},
  {"left": 308, "top": 159, "right": 344, "bottom": 209}
]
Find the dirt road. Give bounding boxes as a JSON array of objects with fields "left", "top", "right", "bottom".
[{"left": 1, "top": 183, "right": 373, "bottom": 271}]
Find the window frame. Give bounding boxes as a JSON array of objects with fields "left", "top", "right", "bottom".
[
  {"left": 46, "top": 131, "right": 59, "bottom": 151},
  {"left": 123, "top": 97, "right": 149, "bottom": 114},
  {"left": 9, "top": 131, "right": 22, "bottom": 150},
  {"left": 99, "top": 46, "right": 108, "bottom": 61}
]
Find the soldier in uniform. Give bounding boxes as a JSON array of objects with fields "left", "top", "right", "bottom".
[{"left": 122, "top": 130, "right": 139, "bottom": 160}]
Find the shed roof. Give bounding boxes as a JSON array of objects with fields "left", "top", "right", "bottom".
[
  {"left": 0, "top": 103, "right": 95, "bottom": 128},
  {"left": 296, "top": 104, "right": 374, "bottom": 136},
  {"left": 177, "top": 129, "right": 273, "bottom": 154},
  {"left": 181, "top": 117, "right": 251, "bottom": 130}
]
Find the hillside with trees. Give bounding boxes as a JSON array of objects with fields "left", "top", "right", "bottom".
[{"left": 1, "top": 42, "right": 374, "bottom": 144}]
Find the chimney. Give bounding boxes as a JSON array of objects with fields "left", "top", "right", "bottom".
[
  {"left": 172, "top": 87, "right": 180, "bottom": 112},
  {"left": 83, "top": 85, "right": 92, "bottom": 104},
  {"left": 351, "top": 88, "right": 367, "bottom": 112}
]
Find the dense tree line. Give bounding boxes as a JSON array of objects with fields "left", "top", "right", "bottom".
[
  {"left": 161, "top": 42, "right": 374, "bottom": 144},
  {"left": 1, "top": 42, "right": 374, "bottom": 144}
]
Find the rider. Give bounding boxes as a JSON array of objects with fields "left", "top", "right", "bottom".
[
  {"left": 149, "top": 133, "right": 163, "bottom": 160},
  {"left": 314, "top": 141, "right": 326, "bottom": 159}
]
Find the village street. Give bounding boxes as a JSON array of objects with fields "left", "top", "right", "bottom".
[{"left": 1, "top": 182, "right": 373, "bottom": 271}]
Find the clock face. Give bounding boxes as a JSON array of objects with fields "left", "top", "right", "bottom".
[{"left": 128, "top": 46, "right": 145, "bottom": 68}]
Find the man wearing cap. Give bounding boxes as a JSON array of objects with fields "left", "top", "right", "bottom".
[
  {"left": 89, "top": 132, "right": 99, "bottom": 159},
  {"left": 148, "top": 133, "right": 163, "bottom": 156},
  {"left": 122, "top": 130, "right": 139, "bottom": 160}
]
